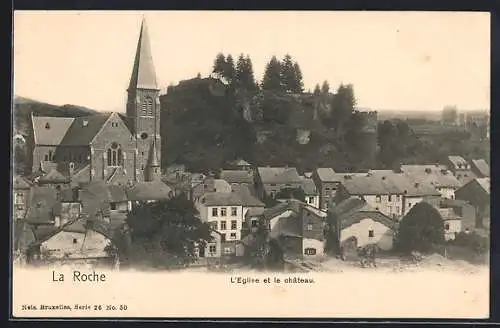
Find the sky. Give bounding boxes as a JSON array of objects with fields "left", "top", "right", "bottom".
[{"left": 13, "top": 11, "right": 490, "bottom": 113}]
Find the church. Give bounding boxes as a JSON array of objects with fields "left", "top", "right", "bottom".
[{"left": 28, "top": 18, "right": 162, "bottom": 185}]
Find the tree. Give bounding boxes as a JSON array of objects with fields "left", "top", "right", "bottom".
[
  {"left": 396, "top": 202, "right": 445, "bottom": 253},
  {"left": 125, "top": 194, "right": 212, "bottom": 265},
  {"left": 280, "top": 54, "right": 296, "bottom": 93},
  {"left": 313, "top": 84, "right": 321, "bottom": 95},
  {"left": 330, "top": 84, "right": 357, "bottom": 136},
  {"left": 224, "top": 54, "right": 236, "bottom": 83},
  {"left": 261, "top": 56, "right": 283, "bottom": 92},
  {"left": 292, "top": 62, "right": 304, "bottom": 93},
  {"left": 236, "top": 54, "right": 258, "bottom": 92},
  {"left": 212, "top": 53, "right": 226, "bottom": 76},
  {"left": 321, "top": 80, "right": 330, "bottom": 94}
]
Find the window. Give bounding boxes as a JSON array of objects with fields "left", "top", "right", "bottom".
[
  {"left": 304, "top": 248, "right": 316, "bottom": 255},
  {"left": 230, "top": 233, "right": 237, "bottom": 239},
  {"left": 396, "top": 207, "right": 400, "bottom": 214},
  {"left": 110, "top": 203, "right": 116, "bottom": 210},
  {"left": 220, "top": 221, "right": 227, "bottom": 230},
  {"left": 396, "top": 195, "right": 400, "bottom": 200},
  {"left": 221, "top": 207, "right": 227, "bottom": 216},
  {"left": 368, "top": 229, "right": 374, "bottom": 238},
  {"left": 388, "top": 194, "right": 392, "bottom": 201},
  {"left": 106, "top": 142, "right": 123, "bottom": 166},
  {"left": 209, "top": 245, "right": 216, "bottom": 253},
  {"left": 231, "top": 220, "right": 237, "bottom": 230},
  {"left": 209, "top": 221, "right": 217, "bottom": 230},
  {"left": 231, "top": 207, "right": 237, "bottom": 216},
  {"left": 212, "top": 208, "right": 218, "bottom": 217},
  {"left": 376, "top": 195, "right": 381, "bottom": 203},
  {"left": 15, "top": 193, "right": 24, "bottom": 205},
  {"left": 45, "top": 122, "right": 50, "bottom": 129},
  {"left": 408, "top": 203, "right": 412, "bottom": 208},
  {"left": 142, "top": 96, "right": 154, "bottom": 116},
  {"left": 44, "top": 154, "right": 49, "bottom": 161},
  {"left": 308, "top": 197, "right": 314, "bottom": 204},
  {"left": 251, "top": 219, "right": 258, "bottom": 228},
  {"left": 307, "top": 224, "right": 313, "bottom": 231},
  {"left": 445, "top": 223, "right": 450, "bottom": 231},
  {"left": 224, "top": 247, "right": 232, "bottom": 254},
  {"left": 72, "top": 238, "right": 77, "bottom": 244}
]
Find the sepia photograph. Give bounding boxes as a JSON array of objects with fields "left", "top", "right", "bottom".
[{"left": 11, "top": 10, "right": 490, "bottom": 319}]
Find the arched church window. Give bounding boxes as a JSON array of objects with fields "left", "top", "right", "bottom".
[
  {"left": 142, "top": 96, "right": 153, "bottom": 116},
  {"left": 107, "top": 142, "right": 123, "bottom": 166}
]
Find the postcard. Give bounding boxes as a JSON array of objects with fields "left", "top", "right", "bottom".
[{"left": 11, "top": 10, "right": 490, "bottom": 319}]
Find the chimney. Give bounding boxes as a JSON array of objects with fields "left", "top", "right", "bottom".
[{"left": 82, "top": 120, "right": 89, "bottom": 127}]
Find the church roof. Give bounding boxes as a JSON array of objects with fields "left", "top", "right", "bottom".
[
  {"left": 59, "top": 113, "right": 112, "bottom": 146},
  {"left": 32, "top": 116, "right": 75, "bottom": 145},
  {"left": 128, "top": 18, "right": 158, "bottom": 90}
]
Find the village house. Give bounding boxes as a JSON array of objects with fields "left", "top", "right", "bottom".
[
  {"left": 444, "top": 155, "right": 476, "bottom": 185},
  {"left": 13, "top": 175, "right": 32, "bottom": 221},
  {"left": 439, "top": 199, "right": 476, "bottom": 233},
  {"left": 437, "top": 208, "right": 462, "bottom": 241},
  {"left": 328, "top": 197, "right": 396, "bottom": 256},
  {"left": 455, "top": 178, "right": 490, "bottom": 230},
  {"left": 195, "top": 191, "right": 264, "bottom": 257},
  {"left": 255, "top": 166, "right": 303, "bottom": 200},
  {"left": 401, "top": 164, "right": 461, "bottom": 200},
  {"left": 220, "top": 169, "right": 255, "bottom": 188},
  {"left": 470, "top": 159, "right": 490, "bottom": 178},
  {"left": 312, "top": 168, "right": 338, "bottom": 211},
  {"left": 258, "top": 200, "right": 327, "bottom": 258},
  {"left": 227, "top": 158, "right": 253, "bottom": 171}
]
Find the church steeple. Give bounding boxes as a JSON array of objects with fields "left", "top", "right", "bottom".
[
  {"left": 126, "top": 16, "right": 162, "bottom": 183},
  {"left": 128, "top": 17, "right": 159, "bottom": 91}
]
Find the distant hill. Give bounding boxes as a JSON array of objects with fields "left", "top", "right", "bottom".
[{"left": 13, "top": 95, "right": 98, "bottom": 135}]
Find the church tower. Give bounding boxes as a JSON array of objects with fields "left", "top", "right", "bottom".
[{"left": 126, "top": 18, "right": 161, "bottom": 182}]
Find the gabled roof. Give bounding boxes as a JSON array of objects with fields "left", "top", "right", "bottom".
[
  {"left": 315, "top": 168, "right": 337, "bottom": 182},
  {"left": 330, "top": 197, "right": 395, "bottom": 230},
  {"left": 32, "top": 116, "right": 75, "bottom": 145},
  {"left": 232, "top": 186, "right": 264, "bottom": 207},
  {"left": 257, "top": 167, "right": 302, "bottom": 184},
  {"left": 300, "top": 177, "right": 317, "bottom": 194},
  {"left": 126, "top": 180, "right": 173, "bottom": 201},
  {"left": 214, "top": 179, "right": 232, "bottom": 193},
  {"left": 471, "top": 159, "right": 490, "bottom": 177},
  {"left": 475, "top": 178, "right": 490, "bottom": 195},
  {"left": 199, "top": 192, "right": 244, "bottom": 207},
  {"left": 401, "top": 164, "right": 461, "bottom": 189},
  {"left": 128, "top": 18, "right": 159, "bottom": 90},
  {"left": 448, "top": 155, "right": 469, "bottom": 169},
  {"left": 59, "top": 113, "right": 112, "bottom": 146},
  {"left": 438, "top": 208, "right": 461, "bottom": 221},
  {"left": 220, "top": 170, "right": 254, "bottom": 184}
]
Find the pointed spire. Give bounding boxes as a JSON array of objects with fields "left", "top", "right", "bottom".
[
  {"left": 128, "top": 17, "right": 159, "bottom": 91},
  {"left": 147, "top": 139, "right": 160, "bottom": 167}
]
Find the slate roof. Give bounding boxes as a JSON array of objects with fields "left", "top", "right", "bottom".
[
  {"left": 128, "top": 18, "right": 159, "bottom": 90},
  {"left": 32, "top": 116, "right": 75, "bottom": 145},
  {"left": 25, "top": 186, "right": 59, "bottom": 224},
  {"left": 475, "top": 178, "right": 490, "bottom": 195},
  {"left": 229, "top": 159, "right": 251, "bottom": 167},
  {"left": 471, "top": 159, "right": 490, "bottom": 177},
  {"left": 59, "top": 114, "right": 112, "bottom": 146},
  {"left": 448, "top": 155, "right": 469, "bottom": 169},
  {"left": 13, "top": 175, "right": 32, "bottom": 189},
  {"left": 257, "top": 167, "right": 302, "bottom": 184},
  {"left": 315, "top": 168, "right": 337, "bottom": 182},
  {"left": 199, "top": 192, "right": 245, "bottom": 206},
  {"left": 401, "top": 164, "right": 461, "bottom": 188},
  {"left": 330, "top": 197, "right": 395, "bottom": 230},
  {"left": 438, "top": 208, "right": 461, "bottom": 221},
  {"left": 38, "top": 169, "right": 69, "bottom": 184},
  {"left": 220, "top": 170, "right": 254, "bottom": 184},
  {"left": 214, "top": 179, "right": 232, "bottom": 193},
  {"left": 300, "top": 177, "right": 317, "bottom": 194},
  {"left": 126, "top": 180, "right": 173, "bottom": 201},
  {"left": 232, "top": 186, "right": 265, "bottom": 207}
]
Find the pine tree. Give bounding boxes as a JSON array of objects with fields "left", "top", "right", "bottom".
[
  {"left": 321, "top": 80, "right": 330, "bottom": 94},
  {"left": 292, "top": 62, "right": 304, "bottom": 93},
  {"left": 280, "top": 54, "right": 296, "bottom": 93},
  {"left": 331, "top": 83, "right": 357, "bottom": 135},
  {"left": 236, "top": 54, "right": 258, "bottom": 92},
  {"left": 212, "top": 53, "right": 226, "bottom": 76},
  {"left": 313, "top": 84, "right": 321, "bottom": 95},
  {"left": 262, "top": 56, "right": 283, "bottom": 92},
  {"left": 224, "top": 54, "right": 236, "bottom": 83}
]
